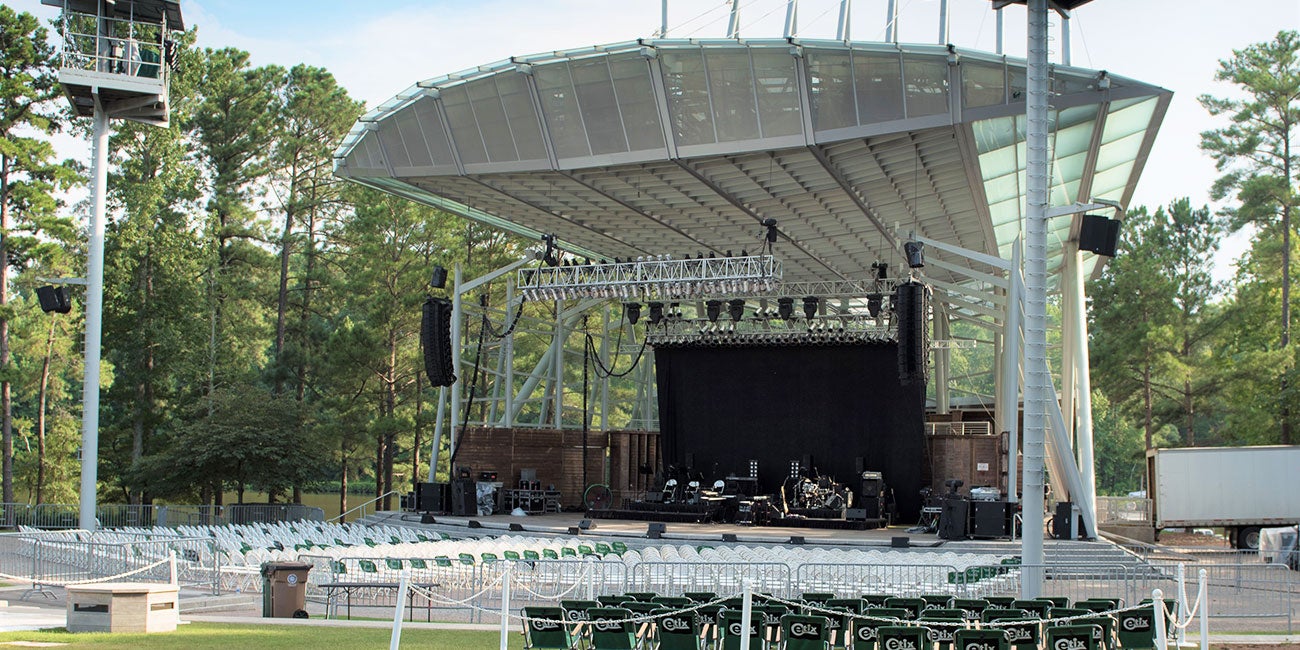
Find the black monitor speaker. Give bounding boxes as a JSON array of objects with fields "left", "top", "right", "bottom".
[
  {"left": 450, "top": 478, "right": 476, "bottom": 516},
  {"left": 416, "top": 482, "right": 444, "bottom": 513}
]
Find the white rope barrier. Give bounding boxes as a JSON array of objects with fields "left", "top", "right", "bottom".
[{"left": 0, "top": 556, "right": 173, "bottom": 587}]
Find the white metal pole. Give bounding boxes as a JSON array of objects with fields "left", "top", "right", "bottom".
[
  {"left": 1061, "top": 14, "right": 1071, "bottom": 66},
  {"left": 885, "top": 0, "right": 898, "bottom": 43},
  {"left": 836, "top": 0, "right": 851, "bottom": 41},
  {"left": 1060, "top": 247, "right": 1078, "bottom": 443},
  {"left": 1198, "top": 569, "right": 1208, "bottom": 650},
  {"left": 1153, "top": 589, "right": 1167, "bottom": 650},
  {"left": 390, "top": 570, "right": 410, "bottom": 650},
  {"left": 661, "top": 0, "right": 669, "bottom": 37},
  {"left": 727, "top": 0, "right": 741, "bottom": 38},
  {"left": 1019, "top": 0, "right": 1051, "bottom": 597},
  {"left": 169, "top": 550, "right": 177, "bottom": 586},
  {"left": 783, "top": 0, "right": 799, "bottom": 38},
  {"left": 996, "top": 8, "right": 1004, "bottom": 55},
  {"left": 499, "top": 562, "right": 512, "bottom": 650},
  {"left": 79, "top": 105, "right": 110, "bottom": 532},
  {"left": 938, "top": 0, "right": 949, "bottom": 44},
  {"left": 740, "top": 579, "right": 754, "bottom": 650},
  {"left": 1176, "top": 564, "right": 1188, "bottom": 648}
]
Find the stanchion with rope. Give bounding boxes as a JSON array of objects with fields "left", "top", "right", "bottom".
[
  {"left": 498, "top": 561, "right": 513, "bottom": 650},
  {"left": 740, "top": 579, "right": 754, "bottom": 650},
  {"left": 390, "top": 570, "right": 410, "bottom": 650}
]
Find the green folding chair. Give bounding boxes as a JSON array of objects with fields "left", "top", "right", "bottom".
[
  {"left": 611, "top": 541, "right": 629, "bottom": 555},
  {"left": 543, "top": 548, "right": 560, "bottom": 560},
  {"left": 952, "top": 598, "right": 989, "bottom": 621},
  {"left": 919, "top": 610, "right": 967, "bottom": 650},
  {"left": 718, "top": 609, "right": 761, "bottom": 650},
  {"left": 683, "top": 592, "right": 717, "bottom": 603},
  {"left": 862, "top": 593, "right": 893, "bottom": 608},
  {"left": 654, "top": 608, "right": 703, "bottom": 650},
  {"left": 523, "top": 549, "right": 541, "bottom": 560},
  {"left": 824, "top": 598, "right": 864, "bottom": 649},
  {"left": 503, "top": 550, "right": 521, "bottom": 560},
  {"left": 985, "top": 610, "right": 1038, "bottom": 650},
  {"left": 560, "top": 599, "right": 599, "bottom": 643},
  {"left": 953, "top": 628, "right": 1010, "bottom": 650},
  {"left": 523, "top": 606, "right": 579, "bottom": 649},
  {"left": 1010, "top": 599, "right": 1052, "bottom": 619},
  {"left": 1042, "top": 596, "right": 1071, "bottom": 609},
  {"left": 857, "top": 609, "right": 907, "bottom": 650},
  {"left": 560, "top": 547, "right": 578, "bottom": 558},
  {"left": 884, "top": 597, "right": 925, "bottom": 619},
  {"left": 922, "top": 594, "right": 955, "bottom": 611},
  {"left": 782, "top": 614, "right": 832, "bottom": 650},
  {"left": 1076, "top": 598, "right": 1121, "bottom": 612},
  {"left": 385, "top": 558, "right": 403, "bottom": 571},
  {"left": 803, "top": 592, "right": 836, "bottom": 603},
  {"left": 653, "top": 596, "right": 692, "bottom": 608},
  {"left": 1115, "top": 610, "right": 1157, "bottom": 650},
  {"left": 877, "top": 625, "right": 933, "bottom": 650},
  {"left": 588, "top": 607, "right": 637, "bottom": 650},
  {"left": 598, "top": 595, "right": 630, "bottom": 607},
  {"left": 625, "top": 591, "right": 658, "bottom": 602},
  {"left": 595, "top": 542, "right": 613, "bottom": 555},
  {"left": 984, "top": 596, "right": 1017, "bottom": 608},
  {"left": 1045, "top": 624, "right": 1101, "bottom": 650}
]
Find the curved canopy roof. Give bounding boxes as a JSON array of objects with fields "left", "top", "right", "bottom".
[{"left": 335, "top": 38, "right": 1169, "bottom": 286}]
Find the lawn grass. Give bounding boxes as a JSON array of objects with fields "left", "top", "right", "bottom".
[{"left": 0, "top": 623, "right": 527, "bottom": 649}]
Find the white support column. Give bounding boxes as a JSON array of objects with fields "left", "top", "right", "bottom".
[
  {"left": 1003, "top": 241, "right": 1022, "bottom": 503},
  {"left": 429, "top": 386, "right": 446, "bottom": 482},
  {"left": 504, "top": 282, "right": 515, "bottom": 428},
  {"left": 552, "top": 301, "right": 564, "bottom": 429},
  {"left": 727, "top": 0, "right": 741, "bottom": 38},
  {"left": 600, "top": 305, "right": 611, "bottom": 432},
  {"left": 1073, "top": 249, "right": 1098, "bottom": 521},
  {"left": 996, "top": 7, "right": 1004, "bottom": 55},
  {"left": 79, "top": 104, "right": 110, "bottom": 531},
  {"left": 1020, "top": 0, "right": 1050, "bottom": 597},
  {"left": 934, "top": 299, "right": 950, "bottom": 415},
  {"left": 1061, "top": 247, "right": 1078, "bottom": 444},
  {"left": 1061, "top": 13, "right": 1071, "bottom": 66},
  {"left": 661, "top": 0, "right": 669, "bottom": 37},
  {"left": 448, "top": 265, "right": 464, "bottom": 464}
]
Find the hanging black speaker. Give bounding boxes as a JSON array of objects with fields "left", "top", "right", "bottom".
[
  {"left": 895, "top": 282, "right": 928, "bottom": 385},
  {"left": 35, "top": 286, "right": 72, "bottom": 314},
  {"left": 1078, "top": 214, "right": 1121, "bottom": 257},
  {"left": 422, "top": 297, "right": 457, "bottom": 388}
]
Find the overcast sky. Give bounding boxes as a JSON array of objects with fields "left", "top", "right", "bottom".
[{"left": 13, "top": 0, "right": 1300, "bottom": 279}]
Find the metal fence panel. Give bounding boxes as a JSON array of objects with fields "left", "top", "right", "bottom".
[
  {"left": 960, "top": 563, "right": 1139, "bottom": 605},
  {"left": 0, "top": 530, "right": 220, "bottom": 595},
  {"left": 794, "top": 563, "right": 961, "bottom": 597},
  {"left": 628, "top": 561, "right": 790, "bottom": 597}
]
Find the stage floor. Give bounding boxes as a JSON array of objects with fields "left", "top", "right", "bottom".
[{"left": 365, "top": 510, "right": 968, "bottom": 549}]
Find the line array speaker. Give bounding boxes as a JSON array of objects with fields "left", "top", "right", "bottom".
[
  {"left": 422, "top": 297, "right": 457, "bottom": 388},
  {"left": 895, "top": 282, "right": 928, "bottom": 385},
  {"left": 1079, "top": 214, "right": 1121, "bottom": 257}
]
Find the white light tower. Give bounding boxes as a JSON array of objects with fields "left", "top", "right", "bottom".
[{"left": 42, "top": 0, "right": 185, "bottom": 530}]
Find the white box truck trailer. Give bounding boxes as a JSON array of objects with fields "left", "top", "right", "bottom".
[{"left": 1147, "top": 445, "right": 1300, "bottom": 549}]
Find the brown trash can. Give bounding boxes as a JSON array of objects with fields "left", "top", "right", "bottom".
[{"left": 261, "top": 561, "right": 312, "bottom": 618}]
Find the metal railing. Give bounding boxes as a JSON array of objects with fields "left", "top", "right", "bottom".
[
  {"left": 925, "top": 422, "right": 993, "bottom": 436},
  {"left": 1096, "top": 496, "right": 1152, "bottom": 525},
  {"left": 793, "top": 563, "right": 961, "bottom": 597},
  {"left": 627, "top": 561, "right": 792, "bottom": 597},
  {"left": 332, "top": 491, "right": 400, "bottom": 524},
  {"left": 55, "top": 6, "right": 168, "bottom": 83},
  {"left": 0, "top": 503, "right": 324, "bottom": 530},
  {"left": 0, "top": 530, "right": 221, "bottom": 596}
]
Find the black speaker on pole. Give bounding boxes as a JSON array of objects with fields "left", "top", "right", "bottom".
[
  {"left": 422, "top": 297, "right": 457, "bottom": 388},
  {"left": 35, "top": 286, "right": 72, "bottom": 314},
  {"left": 1079, "top": 214, "right": 1121, "bottom": 257},
  {"left": 895, "top": 282, "right": 928, "bottom": 385}
]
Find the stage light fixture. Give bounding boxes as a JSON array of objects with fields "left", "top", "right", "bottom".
[
  {"left": 873, "top": 261, "right": 889, "bottom": 280},
  {"left": 706, "top": 300, "right": 722, "bottom": 323},
  {"left": 763, "top": 218, "right": 780, "bottom": 243},
  {"left": 648, "top": 302, "right": 664, "bottom": 325},
  {"left": 867, "top": 293, "right": 883, "bottom": 318},
  {"left": 625, "top": 302, "right": 642, "bottom": 325},
  {"left": 802, "top": 296, "right": 819, "bottom": 321},
  {"left": 777, "top": 297, "right": 794, "bottom": 320},
  {"left": 904, "top": 241, "right": 925, "bottom": 268},
  {"left": 728, "top": 299, "right": 745, "bottom": 323}
]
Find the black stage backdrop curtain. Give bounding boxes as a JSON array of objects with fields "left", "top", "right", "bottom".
[{"left": 655, "top": 343, "right": 925, "bottom": 522}]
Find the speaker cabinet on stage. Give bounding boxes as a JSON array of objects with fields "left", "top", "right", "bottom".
[
  {"left": 895, "top": 282, "right": 928, "bottom": 384},
  {"left": 861, "top": 471, "right": 884, "bottom": 519},
  {"left": 970, "top": 500, "right": 1009, "bottom": 538},
  {"left": 450, "top": 478, "right": 476, "bottom": 516},
  {"left": 415, "top": 482, "right": 445, "bottom": 513},
  {"left": 938, "top": 498, "right": 969, "bottom": 540},
  {"left": 1054, "top": 501, "right": 1082, "bottom": 539}
]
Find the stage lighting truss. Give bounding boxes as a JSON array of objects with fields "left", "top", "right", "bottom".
[
  {"left": 516, "top": 254, "right": 782, "bottom": 302},
  {"left": 645, "top": 312, "right": 897, "bottom": 348}
]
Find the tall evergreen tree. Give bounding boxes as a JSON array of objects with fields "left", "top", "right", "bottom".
[
  {"left": 1199, "top": 29, "right": 1300, "bottom": 443},
  {"left": 0, "top": 7, "right": 81, "bottom": 505}
]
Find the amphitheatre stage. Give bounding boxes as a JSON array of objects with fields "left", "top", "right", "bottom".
[{"left": 335, "top": 18, "right": 1171, "bottom": 541}]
